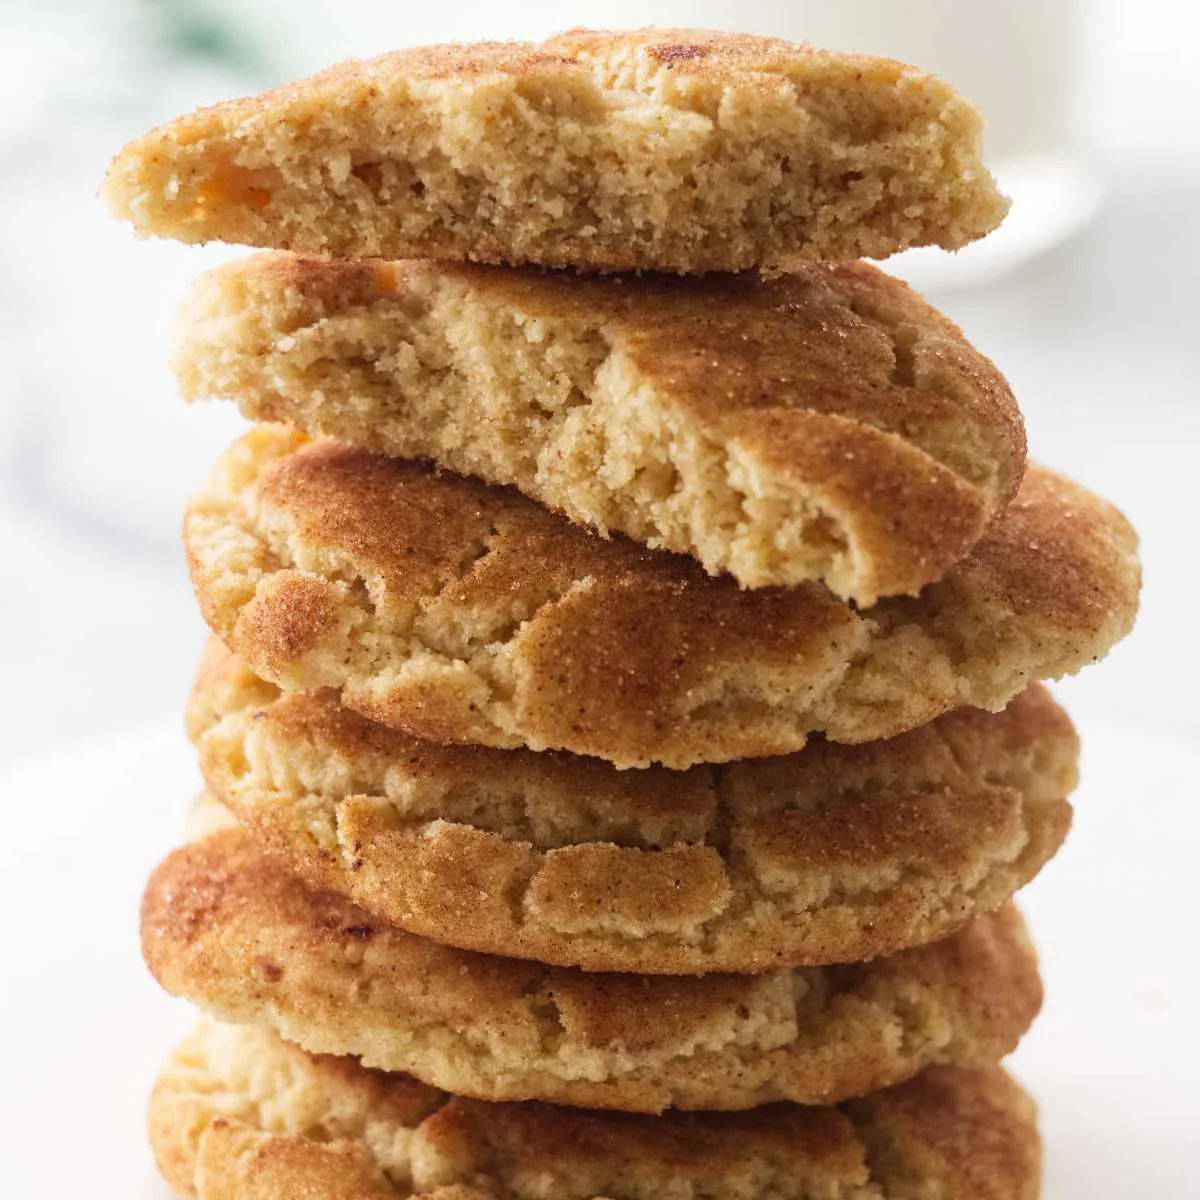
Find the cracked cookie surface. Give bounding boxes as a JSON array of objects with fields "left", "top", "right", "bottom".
[
  {"left": 184, "top": 427, "right": 1139, "bottom": 768},
  {"left": 175, "top": 254, "right": 1024, "bottom": 602},
  {"left": 149, "top": 1020, "right": 1041, "bottom": 1199},
  {"left": 103, "top": 28, "right": 1008, "bottom": 272},
  {"left": 190, "top": 641, "right": 1075, "bottom": 973},
  {"left": 141, "top": 825, "right": 1042, "bottom": 1113}
]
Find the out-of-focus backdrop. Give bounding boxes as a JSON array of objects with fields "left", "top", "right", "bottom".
[
  {"left": 0, "top": 0, "right": 1197, "bottom": 766},
  {"left": 1, "top": 6, "right": 1199, "bottom": 1197}
]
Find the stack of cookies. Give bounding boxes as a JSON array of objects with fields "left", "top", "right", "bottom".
[{"left": 104, "top": 29, "right": 1141, "bottom": 1200}]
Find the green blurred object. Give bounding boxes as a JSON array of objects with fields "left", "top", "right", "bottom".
[{"left": 142, "top": 0, "right": 271, "bottom": 76}]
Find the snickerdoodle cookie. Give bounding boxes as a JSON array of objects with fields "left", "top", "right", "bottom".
[
  {"left": 142, "top": 826, "right": 1041, "bottom": 1113},
  {"left": 184, "top": 427, "right": 1139, "bottom": 768},
  {"left": 149, "top": 1020, "right": 1041, "bottom": 1200},
  {"left": 104, "top": 29, "right": 1008, "bottom": 272},
  {"left": 175, "top": 254, "right": 1024, "bottom": 601},
  {"left": 190, "top": 641, "right": 1075, "bottom": 974}
]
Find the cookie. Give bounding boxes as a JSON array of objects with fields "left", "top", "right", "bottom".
[
  {"left": 175, "top": 253, "right": 1024, "bottom": 601},
  {"left": 149, "top": 1020, "right": 1041, "bottom": 1200},
  {"left": 184, "top": 427, "right": 1139, "bottom": 768},
  {"left": 103, "top": 28, "right": 1008, "bottom": 273},
  {"left": 141, "top": 826, "right": 1041, "bottom": 1113},
  {"left": 190, "top": 640, "right": 1075, "bottom": 973}
]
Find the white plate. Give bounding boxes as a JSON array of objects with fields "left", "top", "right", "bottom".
[
  {"left": 0, "top": 715, "right": 1196, "bottom": 1197},
  {"left": 888, "top": 156, "right": 1105, "bottom": 294}
]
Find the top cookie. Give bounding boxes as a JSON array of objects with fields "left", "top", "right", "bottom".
[
  {"left": 176, "top": 253, "right": 1025, "bottom": 601},
  {"left": 185, "top": 427, "right": 1140, "bottom": 769},
  {"left": 102, "top": 27, "right": 1008, "bottom": 272}
]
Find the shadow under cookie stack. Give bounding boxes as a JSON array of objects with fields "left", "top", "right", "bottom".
[{"left": 104, "top": 28, "right": 1140, "bottom": 1200}]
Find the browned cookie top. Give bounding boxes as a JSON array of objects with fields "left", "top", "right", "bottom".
[{"left": 185, "top": 427, "right": 1140, "bottom": 768}]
